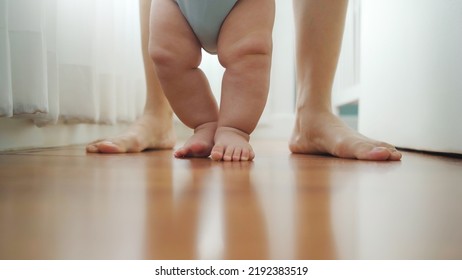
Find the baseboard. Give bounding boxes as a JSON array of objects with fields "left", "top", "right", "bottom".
[{"left": 0, "top": 118, "right": 130, "bottom": 152}]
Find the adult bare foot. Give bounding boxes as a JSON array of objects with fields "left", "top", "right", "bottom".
[
  {"left": 174, "top": 122, "right": 217, "bottom": 158},
  {"left": 290, "top": 110, "right": 402, "bottom": 161},
  {"left": 211, "top": 127, "right": 255, "bottom": 162},
  {"left": 86, "top": 113, "right": 175, "bottom": 153}
]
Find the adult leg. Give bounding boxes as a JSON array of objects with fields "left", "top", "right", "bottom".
[
  {"left": 289, "top": 0, "right": 402, "bottom": 161},
  {"left": 150, "top": 0, "right": 219, "bottom": 158},
  {"left": 212, "top": 0, "right": 275, "bottom": 161},
  {"left": 87, "top": 0, "right": 175, "bottom": 153}
]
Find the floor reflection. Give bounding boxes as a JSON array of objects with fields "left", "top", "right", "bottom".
[
  {"left": 144, "top": 155, "right": 198, "bottom": 259},
  {"left": 354, "top": 156, "right": 462, "bottom": 259},
  {"left": 220, "top": 162, "right": 268, "bottom": 259},
  {"left": 2, "top": 145, "right": 462, "bottom": 259},
  {"left": 145, "top": 158, "right": 268, "bottom": 259},
  {"left": 145, "top": 153, "right": 345, "bottom": 259},
  {"left": 143, "top": 151, "right": 462, "bottom": 260},
  {"left": 0, "top": 153, "right": 150, "bottom": 259},
  {"left": 289, "top": 155, "right": 337, "bottom": 259}
]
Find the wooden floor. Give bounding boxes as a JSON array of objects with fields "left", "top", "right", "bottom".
[{"left": 1, "top": 141, "right": 462, "bottom": 260}]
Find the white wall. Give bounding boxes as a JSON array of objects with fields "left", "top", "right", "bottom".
[{"left": 358, "top": 0, "right": 462, "bottom": 154}]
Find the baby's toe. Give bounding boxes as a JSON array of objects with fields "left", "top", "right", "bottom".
[
  {"left": 241, "top": 149, "right": 251, "bottom": 161},
  {"left": 211, "top": 145, "right": 225, "bottom": 161},
  {"left": 223, "top": 146, "right": 235, "bottom": 162},
  {"left": 232, "top": 147, "right": 242, "bottom": 161}
]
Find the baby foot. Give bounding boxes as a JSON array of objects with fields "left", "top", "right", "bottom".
[
  {"left": 289, "top": 111, "right": 402, "bottom": 161},
  {"left": 86, "top": 113, "right": 175, "bottom": 153},
  {"left": 211, "top": 127, "right": 255, "bottom": 162},
  {"left": 174, "top": 122, "right": 217, "bottom": 158}
]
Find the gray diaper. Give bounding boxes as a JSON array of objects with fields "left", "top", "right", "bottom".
[{"left": 176, "top": 0, "right": 238, "bottom": 54}]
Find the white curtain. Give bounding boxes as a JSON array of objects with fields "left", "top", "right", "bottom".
[{"left": 0, "top": 0, "right": 145, "bottom": 126}]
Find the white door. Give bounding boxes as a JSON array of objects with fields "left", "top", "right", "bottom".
[{"left": 358, "top": 0, "right": 462, "bottom": 154}]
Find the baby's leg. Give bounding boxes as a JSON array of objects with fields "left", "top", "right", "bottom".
[
  {"left": 212, "top": 0, "right": 275, "bottom": 161},
  {"left": 150, "top": 0, "right": 219, "bottom": 158}
]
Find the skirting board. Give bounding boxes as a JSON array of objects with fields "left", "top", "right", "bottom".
[{"left": 0, "top": 118, "right": 130, "bottom": 152}]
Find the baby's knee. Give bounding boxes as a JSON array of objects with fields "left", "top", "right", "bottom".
[
  {"left": 218, "top": 33, "right": 272, "bottom": 68},
  {"left": 149, "top": 43, "right": 177, "bottom": 75},
  {"left": 149, "top": 42, "right": 201, "bottom": 77}
]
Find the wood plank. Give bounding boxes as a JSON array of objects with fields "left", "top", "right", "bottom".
[{"left": 0, "top": 142, "right": 461, "bottom": 259}]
